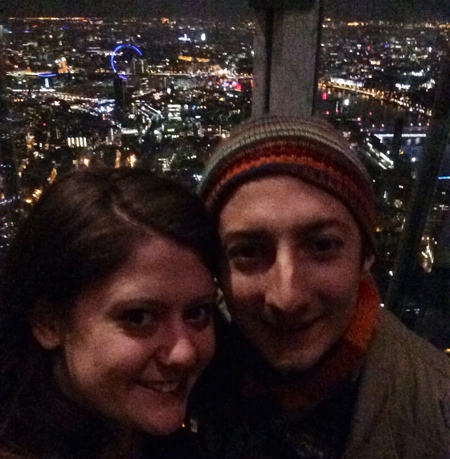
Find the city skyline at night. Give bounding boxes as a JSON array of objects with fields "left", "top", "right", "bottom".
[
  {"left": 2, "top": 0, "right": 450, "bottom": 21},
  {"left": 0, "top": 2, "right": 450, "bottom": 345}
]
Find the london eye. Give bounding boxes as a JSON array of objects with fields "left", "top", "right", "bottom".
[{"left": 110, "top": 44, "right": 143, "bottom": 78}]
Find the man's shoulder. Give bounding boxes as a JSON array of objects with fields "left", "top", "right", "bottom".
[
  {"left": 357, "top": 308, "right": 450, "bottom": 435},
  {"left": 344, "top": 310, "right": 450, "bottom": 458},
  {"left": 374, "top": 309, "right": 450, "bottom": 380}
]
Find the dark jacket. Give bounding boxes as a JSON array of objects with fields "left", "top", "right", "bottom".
[
  {"left": 193, "top": 310, "right": 450, "bottom": 459},
  {"left": 0, "top": 376, "right": 202, "bottom": 459},
  {"left": 344, "top": 310, "right": 450, "bottom": 458}
]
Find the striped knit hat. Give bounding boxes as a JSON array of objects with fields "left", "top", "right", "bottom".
[{"left": 198, "top": 115, "right": 377, "bottom": 252}]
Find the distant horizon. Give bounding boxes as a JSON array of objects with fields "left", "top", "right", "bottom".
[
  {"left": 2, "top": 0, "right": 450, "bottom": 22},
  {"left": 3, "top": 14, "right": 450, "bottom": 24}
]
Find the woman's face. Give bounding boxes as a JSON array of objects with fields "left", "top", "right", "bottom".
[{"left": 34, "top": 235, "right": 216, "bottom": 435}]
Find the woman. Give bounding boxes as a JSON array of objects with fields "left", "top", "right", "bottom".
[{"left": 0, "top": 168, "right": 219, "bottom": 458}]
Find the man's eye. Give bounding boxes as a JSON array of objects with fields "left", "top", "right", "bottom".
[
  {"left": 225, "top": 243, "right": 268, "bottom": 272},
  {"left": 226, "top": 243, "right": 264, "bottom": 260},
  {"left": 184, "top": 304, "right": 214, "bottom": 330},
  {"left": 312, "top": 237, "right": 343, "bottom": 255}
]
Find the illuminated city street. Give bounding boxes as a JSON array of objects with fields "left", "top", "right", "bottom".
[{"left": 0, "top": 12, "right": 450, "bottom": 343}]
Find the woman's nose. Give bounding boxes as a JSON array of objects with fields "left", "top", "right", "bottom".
[{"left": 156, "top": 325, "right": 198, "bottom": 370}]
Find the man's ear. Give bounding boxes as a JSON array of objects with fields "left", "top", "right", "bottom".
[
  {"left": 30, "top": 302, "right": 63, "bottom": 350},
  {"left": 362, "top": 255, "right": 375, "bottom": 275}
]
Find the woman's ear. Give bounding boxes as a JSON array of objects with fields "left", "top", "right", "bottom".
[
  {"left": 31, "top": 321, "right": 62, "bottom": 350},
  {"left": 30, "top": 301, "right": 63, "bottom": 350}
]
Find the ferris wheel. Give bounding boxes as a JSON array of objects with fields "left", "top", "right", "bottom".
[{"left": 110, "top": 44, "right": 143, "bottom": 77}]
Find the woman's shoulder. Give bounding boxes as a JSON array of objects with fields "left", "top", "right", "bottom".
[
  {"left": 0, "top": 444, "right": 34, "bottom": 459},
  {"left": 143, "top": 428, "right": 205, "bottom": 459}
]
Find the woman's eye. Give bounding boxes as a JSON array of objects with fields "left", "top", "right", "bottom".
[
  {"left": 184, "top": 304, "right": 214, "bottom": 329},
  {"left": 119, "top": 309, "right": 156, "bottom": 328}
]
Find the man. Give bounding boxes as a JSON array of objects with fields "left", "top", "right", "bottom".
[{"left": 196, "top": 115, "right": 450, "bottom": 458}]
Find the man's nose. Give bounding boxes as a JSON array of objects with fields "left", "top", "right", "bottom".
[{"left": 264, "top": 246, "right": 312, "bottom": 315}]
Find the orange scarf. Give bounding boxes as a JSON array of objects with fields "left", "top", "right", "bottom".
[{"left": 241, "top": 277, "right": 381, "bottom": 412}]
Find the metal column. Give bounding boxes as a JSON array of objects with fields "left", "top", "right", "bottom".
[
  {"left": 387, "top": 46, "right": 450, "bottom": 317},
  {"left": 250, "top": 0, "right": 322, "bottom": 118}
]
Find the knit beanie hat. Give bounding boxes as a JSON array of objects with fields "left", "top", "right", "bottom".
[{"left": 198, "top": 115, "right": 377, "bottom": 253}]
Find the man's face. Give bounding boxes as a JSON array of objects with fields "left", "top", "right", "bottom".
[{"left": 219, "top": 175, "right": 370, "bottom": 374}]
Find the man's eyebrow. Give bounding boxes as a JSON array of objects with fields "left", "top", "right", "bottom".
[
  {"left": 297, "top": 218, "right": 353, "bottom": 233},
  {"left": 222, "top": 218, "right": 351, "bottom": 237},
  {"left": 220, "top": 229, "right": 267, "bottom": 243},
  {"left": 220, "top": 221, "right": 355, "bottom": 248}
]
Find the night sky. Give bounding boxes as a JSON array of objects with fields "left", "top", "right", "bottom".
[{"left": 1, "top": 0, "right": 450, "bottom": 20}]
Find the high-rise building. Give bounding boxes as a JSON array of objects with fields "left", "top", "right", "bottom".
[
  {"left": 0, "top": 22, "right": 19, "bottom": 202},
  {"left": 0, "top": 24, "right": 7, "bottom": 119},
  {"left": 113, "top": 75, "right": 127, "bottom": 123}
]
